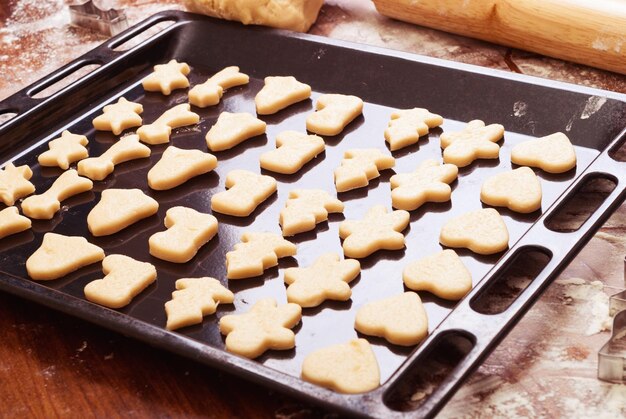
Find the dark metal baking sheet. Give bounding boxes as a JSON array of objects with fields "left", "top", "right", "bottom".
[{"left": 0, "top": 11, "right": 625, "bottom": 418}]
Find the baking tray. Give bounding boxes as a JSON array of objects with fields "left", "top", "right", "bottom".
[{"left": 0, "top": 11, "right": 625, "bottom": 418}]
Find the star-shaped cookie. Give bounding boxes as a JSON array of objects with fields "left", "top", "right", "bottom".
[
  {"left": 142, "top": 59, "right": 190, "bottom": 95},
  {"left": 92, "top": 97, "right": 143, "bottom": 135},
  {"left": 38, "top": 130, "right": 89, "bottom": 170},
  {"left": 0, "top": 162, "right": 35, "bottom": 206}
]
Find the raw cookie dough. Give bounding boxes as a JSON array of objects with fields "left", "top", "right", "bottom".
[
  {"left": 306, "top": 94, "right": 363, "bottom": 136},
  {"left": 205, "top": 112, "right": 267, "bottom": 152},
  {"left": 0, "top": 207, "right": 31, "bottom": 239},
  {"left": 334, "top": 149, "right": 395, "bottom": 192},
  {"left": 84, "top": 254, "right": 156, "bottom": 309},
  {"left": 403, "top": 249, "right": 472, "bottom": 300},
  {"left": 149, "top": 206, "right": 218, "bottom": 263},
  {"left": 284, "top": 253, "right": 360, "bottom": 307},
  {"left": 38, "top": 130, "right": 89, "bottom": 170},
  {"left": 440, "top": 120, "right": 504, "bottom": 167},
  {"left": 165, "top": 277, "right": 235, "bottom": 330},
  {"left": 481, "top": 166, "right": 542, "bottom": 213},
  {"left": 339, "top": 205, "right": 410, "bottom": 258},
  {"left": 219, "top": 298, "right": 302, "bottom": 359},
  {"left": 77, "top": 134, "right": 151, "bottom": 181},
  {"left": 26, "top": 233, "right": 104, "bottom": 280},
  {"left": 87, "top": 188, "right": 159, "bottom": 236},
  {"left": 510, "top": 132, "right": 577, "bottom": 173},
  {"left": 186, "top": 0, "right": 324, "bottom": 32},
  {"left": 137, "top": 104, "right": 200, "bottom": 145},
  {"left": 440, "top": 208, "right": 509, "bottom": 255},
  {"left": 226, "top": 232, "right": 297, "bottom": 279},
  {"left": 390, "top": 159, "right": 458, "bottom": 211},
  {"left": 142, "top": 59, "right": 190, "bottom": 95},
  {"left": 354, "top": 292, "right": 428, "bottom": 346},
  {"left": 385, "top": 108, "right": 444, "bottom": 151},
  {"left": 211, "top": 170, "right": 276, "bottom": 217},
  {"left": 0, "top": 162, "right": 35, "bottom": 206},
  {"left": 148, "top": 146, "right": 218, "bottom": 190},
  {"left": 279, "top": 189, "right": 344, "bottom": 236},
  {"left": 259, "top": 131, "right": 324, "bottom": 175},
  {"left": 92, "top": 97, "right": 143, "bottom": 135},
  {"left": 255, "top": 76, "right": 311, "bottom": 115},
  {"left": 301, "top": 338, "right": 380, "bottom": 394},
  {"left": 189, "top": 66, "right": 249, "bottom": 108},
  {"left": 21, "top": 169, "right": 93, "bottom": 220}
]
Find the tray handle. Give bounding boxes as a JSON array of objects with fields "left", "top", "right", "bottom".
[{"left": 369, "top": 140, "right": 626, "bottom": 418}]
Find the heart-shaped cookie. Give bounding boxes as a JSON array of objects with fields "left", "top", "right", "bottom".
[
  {"left": 440, "top": 208, "right": 509, "bottom": 255},
  {"left": 510, "top": 132, "right": 576, "bottom": 173},
  {"left": 480, "top": 167, "right": 542, "bottom": 213},
  {"left": 354, "top": 292, "right": 428, "bottom": 346},
  {"left": 403, "top": 249, "right": 472, "bottom": 300},
  {"left": 301, "top": 338, "right": 380, "bottom": 394}
]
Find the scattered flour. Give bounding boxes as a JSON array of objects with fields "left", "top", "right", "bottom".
[
  {"left": 558, "top": 278, "right": 612, "bottom": 335},
  {"left": 580, "top": 96, "right": 607, "bottom": 120}
]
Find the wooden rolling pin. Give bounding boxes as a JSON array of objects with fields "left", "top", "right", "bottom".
[{"left": 372, "top": 0, "right": 626, "bottom": 75}]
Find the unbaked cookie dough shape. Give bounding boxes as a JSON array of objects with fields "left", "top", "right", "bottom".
[
  {"left": 142, "top": 59, "right": 190, "bottom": 95},
  {"left": 481, "top": 167, "right": 542, "bottom": 213},
  {"left": 226, "top": 232, "right": 297, "bottom": 279},
  {"left": 284, "top": 253, "right": 360, "bottom": 307},
  {"left": 334, "top": 149, "right": 395, "bottom": 192},
  {"left": 149, "top": 206, "right": 218, "bottom": 263},
  {"left": 339, "top": 205, "right": 410, "bottom": 258},
  {"left": 189, "top": 66, "right": 249, "bottom": 108},
  {"left": 354, "top": 292, "right": 428, "bottom": 346},
  {"left": 38, "top": 130, "right": 89, "bottom": 170},
  {"left": 385, "top": 108, "right": 444, "bottom": 151},
  {"left": 87, "top": 188, "right": 159, "bottom": 236},
  {"left": 280, "top": 189, "right": 344, "bottom": 236},
  {"left": 440, "top": 120, "right": 504, "bottom": 167},
  {"left": 403, "top": 249, "right": 472, "bottom": 300},
  {"left": 440, "top": 208, "right": 509, "bottom": 255},
  {"left": 21, "top": 169, "right": 93, "bottom": 220},
  {"left": 219, "top": 298, "right": 302, "bottom": 359},
  {"left": 84, "top": 254, "right": 156, "bottom": 309},
  {"left": 165, "top": 277, "right": 235, "bottom": 330},
  {"left": 255, "top": 76, "right": 311, "bottom": 115},
  {"left": 259, "top": 131, "right": 325, "bottom": 175},
  {"left": 137, "top": 104, "right": 200, "bottom": 145},
  {"left": 301, "top": 338, "right": 380, "bottom": 394},
  {"left": 0, "top": 207, "right": 31, "bottom": 239},
  {"left": 211, "top": 170, "right": 276, "bottom": 217},
  {"left": 390, "top": 159, "right": 458, "bottom": 211},
  {"left": 26, "top": 233, "right": 104, "bottom": 281},
  {"left": 92, "top": 97, "right": 143, "bottom": 135},
  {"left": 77, "top": 134, "right": 151, "bottom": 181},
  {"left": 206, "top": 112, "right": 267, "bottom": 152},
  {"left": 148, "top": 146, "right": 217, "bottom": 191},
  {"left": 510, "top": 132, "right": 577, "bottom": 173},
  {"left": 306, "top": 94, "right": 364, "bottom": 136},
  {"left": 0, "top": 163, "right": 35, "bottom": 206}
]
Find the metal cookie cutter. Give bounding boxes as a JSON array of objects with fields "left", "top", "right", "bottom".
[
  {"left": 598, "top": 256, "right": 626, "bottom": 383},
  {"left": 69, "top": 0, "right": 129, "bottom": 36}
]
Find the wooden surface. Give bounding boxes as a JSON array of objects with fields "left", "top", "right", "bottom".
[
  {"left": 1, "top": 1, "right": 626, "bottom": 417},
  {"left": 373, "top": 0, "right": 626, "bottom": 76}
]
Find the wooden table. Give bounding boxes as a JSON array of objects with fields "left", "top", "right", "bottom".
[{"left": 1, "top": 1, "right": 625, "bottom": 417}]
